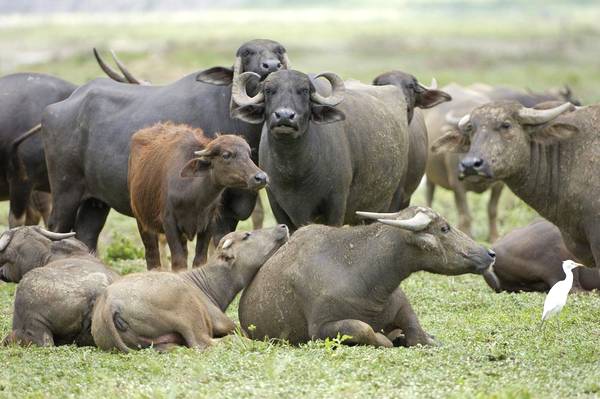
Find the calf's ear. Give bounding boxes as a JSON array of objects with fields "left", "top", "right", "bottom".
[
  {"left": 231, "top": 104, "right": 265, "bottom": 124},
  {"left": 407, "top": 232, "right": 438, "bottom": 251},
  {"left": 196, "top": 67, "right": 234, "bottom": 86},
  {"left": 311, "top": 105, "right": 345, "bottom": 124},
  {"left": 180, "top": 158, "right": 211, "bottom": 178},
  {"left": 430, "top": 128, "right": 471, "bottom": 154},
  {"left": 416, "top": 89, "right": 452, "bottom": 109},
  {"left": 529, "top": 122, "right": 580, "bottom": 144}
]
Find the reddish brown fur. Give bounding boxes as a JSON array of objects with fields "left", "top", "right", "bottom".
[{"left": 128, "top": 122, "right": 210, "bottom": 233}]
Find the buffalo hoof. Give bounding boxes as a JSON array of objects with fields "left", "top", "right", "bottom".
[{"left": 388, "top": 329, "right": 439, "bottom": 347}]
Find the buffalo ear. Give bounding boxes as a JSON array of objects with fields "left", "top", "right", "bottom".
[
  {"left": 231, "top": 104, "right": 265, "bottom": 124},
  {"left": 311, "top": 105, "right": 345, "bottom": 125},
  {"left": 196, "top": 67, "right": 234, "bottom": 86},
  {"left": 416, "top": 89, "right": 452, "bottom": 109},
  {"left": 180, "top": 158, "right": 211, "bottom": 177},
  {"left": 529, "top": 122, "right": 580, "bottom": 144},
  {"left": 407, "top": 232, "right": 438, "bottom": 251},
  {"left": 430, "top": 128, "right": 471, "bottom": 154}
]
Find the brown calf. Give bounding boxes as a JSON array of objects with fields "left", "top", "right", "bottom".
[{"left": 129, "top": 122, "right": 268, "bottom": 271}]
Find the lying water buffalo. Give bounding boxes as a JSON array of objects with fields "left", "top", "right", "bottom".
[
  {"left": 239, "top": 206, "right": 495, "bottom": 347},
  {"left": 432, "top": 101, "right": 600, "bottom": 276},
  {"left": 232, "top": 69, "right": 441, "bottom": 230},
  {"left": 92, "top": 225, "right": 288, "bottom": 352},
  {"left": 0, "top": 226, "right": 81, "bottom": 283},
  {"left": 0, "top": 73, "right": 76, "bottom": 226},
  {"left": 3, "top": 256, "right": 118, "bottom": 347},
  {"left": 372, "top": 71, "right": 451, "bottom": 206},
  {"left": 487, "top": 219, "right": 600, "bottom": 292},
  {"left": 129, "top": 123, "right": 268, "bottom": 270},
  {"left": 42, "top": 39, "right": 290, "bottom": 251}
]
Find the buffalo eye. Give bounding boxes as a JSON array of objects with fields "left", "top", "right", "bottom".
[
  {"left": 243, "top": 232, "right": 252, "bottom": 240},
  {"left": 265, "top": 88, "right": 273, "bottom": 96},
  {"left": 441, "top": 225, "right": 451, "bottom": 234},
  {"left": 275, "top": 46, "right": 285, "bottom": 55},
  {"left": 298, "top": 88, "right": 309, "bottom": 96},
  {"left": 222, "top": 152, "right": 232, "bottom": 160},
  {"left": 463, "top": 123, "right": 473, "bottom": 134},
  {"left": 500, "top": 121, "right": 512, "bottom": 130},
  {"left": 408, "top": 82, "right": 416, "bottom": 90},
  {"left": 242, "top": 49, "right": 254, "bottom": 57}
]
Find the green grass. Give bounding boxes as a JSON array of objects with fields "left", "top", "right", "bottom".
[{"left": 1, "top": 6, "right": 600, "bottom": 398}]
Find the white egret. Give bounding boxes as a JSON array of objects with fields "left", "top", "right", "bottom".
[{"left": 541, "top": 260, "right": 584, "bottom": 328}]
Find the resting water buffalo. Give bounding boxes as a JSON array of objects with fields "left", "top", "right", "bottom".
[
  {"left": 42, "top": 39, "right": 290, "bottom": 251},
  {"left": 0, "top": 73, "right": 76, "bottom": 226},
  {"left": 3, "top": 256, "right": 118, "bottom": 347},
  {"left": 432, "top": 101, "right": 600, "bottom": 277},
  {"left": 92, "top": 225, "right": 288, "bottom": 352},
  {"left": 487, "top": 219, "right": 600, "bottom": 292},
  {"left": 372, "top": 71, "right": 451, "bottom": 204},
  {"left": 232, "top": 69, "right": 444, "bottom": 230},
  {"left": 239, "top": 206, "right": 496, "bottom": 347},
  {"left": 129, "top": 123, "right": 268, "bottom": 270},
  {"left": 0, "top": 226, "right": 82, "bottom": 283}
]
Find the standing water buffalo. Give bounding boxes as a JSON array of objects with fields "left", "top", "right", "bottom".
[
  {"left": 0, "top": 73, "right": 76, "bottom": 226},
  {"left": 232, "top": 69, "right": 448, "bottom": 230},
  {"left": 432, "top": 101, "right": 600, "bottom": 277},
  {"left": 92, "top": 225, "right": 288, "bottom": 352},
  {"left": 0, "top": 226, "right": 82, "bottom": 283},
  {"left": 487, "top": 219, "right": 600, "bottom": 292},
  {"left": 42, "top": 39, "right": 290, "bottom": 251},
  {"left": 239, "top": 206, "right": 496, "bottom": 347},
  {"left": 129, "top": 123, "right": 268, "bottom": 270}
]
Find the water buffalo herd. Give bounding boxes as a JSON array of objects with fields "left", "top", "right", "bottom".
[{"left": 0, "top": 38, "right": 598, "bottom": 351}]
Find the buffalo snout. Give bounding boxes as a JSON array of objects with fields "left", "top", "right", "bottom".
[
  {"left": 458, "top": 156, "right": 492, "bottom": 180},
  {"left": 261, "top": 59, "right": 283, "bottom": 74},
  {"left": 249, "top": 171, "right": 269, "bottom": 190},
  {"left": 471, "top": 248, "right": 496, "bottom": 274},
  {"left": 270, "top": 108, "right": 299, "bottom": 133}
]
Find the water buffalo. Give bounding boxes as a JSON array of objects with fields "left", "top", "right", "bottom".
[
  {"left": 0, "top": 73, "right": 76, "bottom": 226},
  {"left": 3, "top": 256, "right": 118, "bottom": 347},
  {"left": 42, "top": 39, "right": 290, "bottom": 251},
  {"left": 232, "top": 69, "right": 427, "bottom": 230},
  {"left": 239, "top": 206, "right": 496, "bottom": 347},
  {"left": 129, "top": 123, "right": 267, "bottom": 270},
  {"left": 468, "top": 83, "right": 581, "bottom": 107},
  {"left": 0, "top": 226, "right": 82, "bottom": 283},
  {"left": 372, "top": 71, "right": 452, "bottom": 206},
  {"left": 487, "top": 219, "right": 600, "bottom": 292},
  {"left": 432, "top": 101, "right": 600, "bottom": 278},
  {"left": 92, "top": 225, "right": 288, "bottom": 352}
]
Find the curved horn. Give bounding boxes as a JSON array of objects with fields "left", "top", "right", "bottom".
[
  {"left": 0, "top": 231, "right": 13, "bottom": 252},
  {"left": 281, "top": 52, "right": 292, "bottom": 70},
  {"left": 310, "top": 72, "right": 345, "bottom": 106},
  {"left": 445, "top": 110, "right": 464, "bottom": 126},
  {"left": 458, "top": 113, "right": 471, "bottom": 131},
  {"left": 356, "top": 210, "right": 400, "bottom": 220},
  {"left": 517, "top": 102, "right": 573, "bottom": 125},
  {"left": 232, "top": 56, "right": 242, "bottom": 79},
  {"left": 231, "top": 72, "right": 264, "bottom": 106},
  {"left": 377, "top": 211, "right": 432, "bottom": 232},
  {"left": 194, "top": 149, "right": 210, "bottom": 157},
  {"left": 93, "top": 48, "right": 127, "bottom": 83},
  {"left": 418, "top": 77, "right": 438, "bottom": 91},
  {"left": 110, "top": 50, "right": 142, "bottom": 85},
  {"left": 33, "top": 226, "right": 76, "bottom": 241}
]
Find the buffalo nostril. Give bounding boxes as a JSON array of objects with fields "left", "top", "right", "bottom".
[
  {"left": 274, "top": 112, "right": 281, "bottom": 119},
  {"left": 277, "top": 62, "right": 282, "bottom": 69},
  {"left": 254, "top": 172, "right": 268, "bottom": 184},
  {"left": 278, "top": 224, "right": 287, "bottom": 229},
  {"left": 488, "top": 249, "right": 496, "bottom": 258},
  {"left": 474, "top": 158, "right": 484, "bottom": 168},
  {"left": 262, "top": 63, "right": 269, "bottom": 70},
  {"left": 288, "top": 112, "right": 296, "bottom": 120}
]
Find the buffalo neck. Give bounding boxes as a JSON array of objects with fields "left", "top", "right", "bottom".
[
  {"left": 182, "top": 262, "right": 239, "bottom": 311},
  {"left": 263, "top": 126, "right": 321, "bottom": 183},
  {"left": 504, "top": 142, "right": 565, "bottom": 223}
]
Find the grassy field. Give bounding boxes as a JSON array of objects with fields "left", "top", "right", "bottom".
[{"left": 1, "top": 4, "right": 600, "bottom": 398}]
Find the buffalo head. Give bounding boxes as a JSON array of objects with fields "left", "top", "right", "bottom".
[
  {"left": 431, "top": 101, "right": 578, "bottom": 182},
  {"left": 230, "top": 69, "right": 346, "bottom": 139},
  {"left": 372, "top": 70, "right": 451, "bottom": 123}
]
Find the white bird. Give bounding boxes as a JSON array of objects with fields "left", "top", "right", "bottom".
[{"left": 541, "top": 260, "right": 584, "bottom": 327}]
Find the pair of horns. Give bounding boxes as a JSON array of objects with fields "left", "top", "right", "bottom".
[
  {"left": 231, "top": 71, "right": 345, "bottom": 107},
  {"left": 356, "top": 210, "right": 432, "bottom": 232},
  {"left": 0, "top": 227, "right": 76, "bottom": 252},
  {"left": 93, "top": 48, "right": 149, "bottom": 86}
]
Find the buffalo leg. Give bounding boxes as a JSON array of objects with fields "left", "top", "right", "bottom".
[
  {"left": 324, "top": 194, "right": 347, "bottom": 226},
  {"left": 136, "top": 221, "right": 161, "bottom": 270},
  {"left": 425, "top": 179, "right": 436, "bottom": 207},
  {"left": 7, "top": 179, "right": 31, "bottom": 227},
  {"left": 163, "top": 214, "right": 188, "bottom": 271},
  {"left": 74, "top": 199, "right": 110, "bottom": 251},
  {"left": 386, "top": 288, "right": 436, "bottom": 347},
  {"left": 487, "top": 183, "right": 503, "bottom": 243},
  {"left": 31, "top": 191, "right": 52, "bottom": 226},
  {"left": 266, "top": 190, "right": 296, "bottom": 232},
  {"left": 453, "top": 183, "right": 472, "bottom": 237},
  {"left": 47, "top": 184, "right": 84, "bottom": 233},
  {"left": 192, "top": 231, "right": 211, "bottom": 268},
  {"left": 315, "top": 319, "right": 393, "bottom": 348},
  {"left": 251, "top": 195, "right": 265, "bottom": 230}
]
